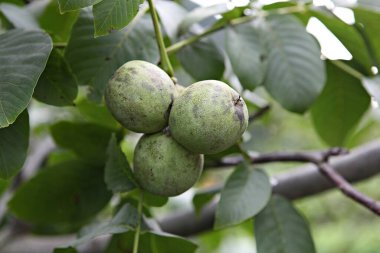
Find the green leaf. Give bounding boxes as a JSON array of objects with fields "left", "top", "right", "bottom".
[
  {"left": 0, "top": 110, "right": 29, "bottom": 179},
  {"left": 0, "top": 3, "right": 39, "bottom": 29},
  {"left": 192, "top": 187, "right": 218, "bottom": 215},
  {"left": 105, "top": 231, "right": 198, "bottom": 253},
  {"left": 149, "top": 231, "right": 198, "bottom": 253},
  {"left": 311, "top": 62, "right": 370, "bottom": 146},
  {"left": 156, "top": 0, "right": 187, "bottom": 41},
  {"left": 58, "top": 0, "right": 103, "bottom": 13},
  {"left": 178, "top": 3, "right": 229, "bottom": 35},
  {"left": 310, "top": 8, "right": 380, "bottom": 74},
  {"left": 93, "top": 0, "right": 144, "bottom": 37},
  {"left": 8, "top": 160, "right": 112, "bottom": 225},
  {"left": 225, "top": 21, "right": 267, "bottom": 90},
  {"left": 65, "top": 9, "right": 158, "bottom": 101},
  {"left": 54, "top": 247, "right": 79, "bottom": 253},
  {"left": 353, "top": 8, "right": 380, "bottom": 70},
  {"left": 254, "top": 195, "right": 316, "bottom": 253},
  {"left": 76, "top": 98, "right": 119, "bottom": 130},
  {"left": 105, "top": 135, "right": 136, "bottom": 193},
  {"left": 128, "top": 189, "right": 168, "bottom": 207},
  {"left": 215, "top": 164, "right": 271, "bottom": 229},
  {"left": 263, "top": 14, "right": 325, "bottom": 113},
  {"left": 68, "top": 203, "right": 138, "bottom": 247},
  {"left": 177, "top": 38, "right": 224, "bottom": 81},
  {"left": 38, "top": 0, "right": 79, "bottom": 42},
  {"left": 33, "top": 49, "right": 78, "bottom": 106},
  {"left": 0, "top": 179, "right": 9, "bottom": 197},
  {"left": 50, "top": 121, "right": 113, "bottom": 164},
  {"left": 0, "top": 29, "right": 52, "bottom": 128}
]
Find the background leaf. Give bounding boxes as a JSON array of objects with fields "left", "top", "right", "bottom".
[
  {"left": 177, "top": 38, "right": 224, "bottom": 81},
  {"left": 0, "top": 110, "right": 29, "bottom": 179},
  {"left": 178, "top": 3, "right": 228, "bottom": 35},
  {"left": 0, "top": 29, "right": 52, "bottom": 128},
  {"left": 58, "top": 0, "right": 102, "bottom": 13},
  {"left": 105, "top": 231, "right": 198, "bottom": 253},
  {"left": 33, "top": 49, "right": 78, "bottom": 106},
  {"left": 0, "top": 3, "right": 39, "bottom": 30},
  {"left": 353, "top": 8, "right": 380, "bottom": 69},
  {"left": 65, "top": 9, "right": 158, "bottom": 101},
  {"left": 76, "top": 98, "right": 119, "bottom": 130},
  {"left": 93, "top": 0, "right": 144, "bottom": 37},
  {"left": 263, "top": 14, "right": 325, "bottom": 113},
  {"left": 105, "top": 135, "right": 136, "bottom": 193},
  {"left": 192, "top": 187, "right": 218, "bottom": 215},
  {"left": 310, "top": 9, "right": 367, "bottom": 68},
  {"left": 225, "top": 21, "right": 267, "bottom": 90},
  {"left": 311, "top": 62, "right": 370, "bottom": 146},
  {"left": 8, "top": 160, "right": 112, "bottom": 225},
  {"left": 38, "top": 0, "right": 79, "bottom": 42},
  {"left": 254, "top": 195, "right": 316, "bottom": 253},
  {"left": 215, "top": 164, "right": 271, "bottom": 229},
  {"left": 69, "top": 203, "right": 138, "bottom": 247},
  {"left": 156, "top": 0, "right": 187, "bottom": 41},
  {"left": 50, "top": 121, "right": 113, "bottom": 164}
]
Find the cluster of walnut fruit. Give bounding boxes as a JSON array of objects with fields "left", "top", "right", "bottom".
[{"left": 105, "top": 60, "right": 248, "bottom": 196}]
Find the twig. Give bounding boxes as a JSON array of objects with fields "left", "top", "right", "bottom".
[
  {"left": 248, "top": 104, "right": 270, "bottom": 122},
  {"left": 166, "top": 5, "right": 306, "bottom": 55},
  {"left": 132, "top": 191, "right": 144, "bottom": 253},
  {"left": 317, "top": 162, "right": 380, "bottom": 215},
  {"left": 328, "top": 59, "right": 364, "bottom": 80},
  {"left": 208, "top": 147, "right": 348, "bottom": 168}
]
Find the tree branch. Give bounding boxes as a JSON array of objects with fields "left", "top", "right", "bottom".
[
  {"left": 248, "top": 104, "right": 271, "bottom": 123},
  {"left": 207, "top": 147, "right": 347, "bottom": 168},
  {"left": 317, "top": 162, "right": 380, "bottom": 215},
  {"left": 3, "top": 141, "right": 380, "bottom": 252},
  {"left": 209, "top": 146, "right": 380, "bottom": 215},
  {"left": 159, "top": 140, "right": 380, "bottom": 236}
]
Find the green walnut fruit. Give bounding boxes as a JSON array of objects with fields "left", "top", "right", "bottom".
[
  {"left": 169, "top": 80, "right": 248, "bottom": 154},
  {"left": 133, "top": 133, "right": 204, "bottom": 196},
  {"left": 105, "top": 60, "right": 175, "bottom": 133}
]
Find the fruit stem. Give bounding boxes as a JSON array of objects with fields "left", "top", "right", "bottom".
[
  {"left": 237, "top": 143, "right": 251, "bottom": 163},
  {"left": 147, "top": 0, "right": 174, "bottom": 77},
  {"left": 133, "top": 190, "right": 144, "bottom": 253}
]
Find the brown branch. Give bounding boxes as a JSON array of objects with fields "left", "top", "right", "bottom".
[
  {"left": 207, "top": 147, "right": 348, "bottom": 168},
  {"left": 317, "top": 162, "right": 380, "bottom": 215},
  {"left": 248, "top": 104, "right": 271, "bottom": 123}
]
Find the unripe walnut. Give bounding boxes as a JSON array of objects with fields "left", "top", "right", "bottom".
[
  {"left": 105, "top": 60, "right": 175, "bottom": 133},
  {"left": 169, "top": 80, "right": 248, "bottom": 154},
  {"left": 133, "top": 132, "right": 204, "bottom": 196}
]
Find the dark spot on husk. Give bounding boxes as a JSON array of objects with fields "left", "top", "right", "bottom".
[
  {"left": 105, "top": 56, "right": 111, "bottom": 61},
  {"left": 234, "top": 105, "right": 245, "bottom": 126},
  {"left": 192, "top": 104, "right": 200, "bottom": 118},
  {"left": 129, "top": 67, "right": 138, "bottom": 75}
]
